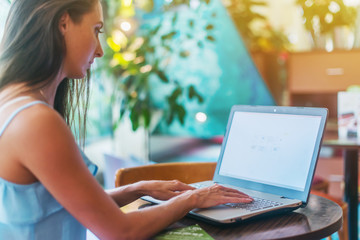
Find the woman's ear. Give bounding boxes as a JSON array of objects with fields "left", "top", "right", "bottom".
[{"left": 59, "top": 12, "right": 70, "bottom": 35}]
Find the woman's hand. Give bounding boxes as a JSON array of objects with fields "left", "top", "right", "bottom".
[
  {"left": 138, "top": 180, "right": 195, "bottom": 200},
  {"left": 136, "top": 180, "right": 253, "bottom": 209},
  {"left": 182, "top": 184, "right": 253, "bottom": 209}
]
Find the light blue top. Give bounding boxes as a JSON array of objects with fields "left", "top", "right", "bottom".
[{"left": 0, "top": 97, "right": 98, "bottom": 240}]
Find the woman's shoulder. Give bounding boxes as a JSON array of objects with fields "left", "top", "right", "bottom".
[
  {"left": 15, "top": 99, "right": 61, "bottom": 122},
  {"left": 2, "top": 98, "right": 74, "bottom": 154},
  {"left": 4, "top": 99, "right": 65, "bottom": 134},
  {"left": 0, "top": 99, "right": 75, "bottom": 183},
  {"left": 18, "top": 102, "right": 69, "bottom": 137}
]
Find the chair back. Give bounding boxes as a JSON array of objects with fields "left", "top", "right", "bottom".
[{"left": 115, "top": 162, "right": 217, "bottom": 187}]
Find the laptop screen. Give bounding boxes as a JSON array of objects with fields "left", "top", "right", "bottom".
[
  {"left": 214, "top": 105, "right": 327, "bottom": 202},
  {"left": 219, "top": 111, "right": 321, "bottom": 191}
]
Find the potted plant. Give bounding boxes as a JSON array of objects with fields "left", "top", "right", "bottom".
[
  {"left": 296, "top": 0, "right": 357, "bottom": 50},
  {"left": 99, "top": 0, "right": 216, "bottom": 161}
]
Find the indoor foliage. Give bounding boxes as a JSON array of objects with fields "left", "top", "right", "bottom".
[
  {"left": 296, "top": 0, "right": 357, "bottom": 49},
  {"left": 100, "top": 0, "right": 217, "bottom": 131}
]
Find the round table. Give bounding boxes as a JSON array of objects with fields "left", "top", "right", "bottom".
[{"left": 144, "top": 194, "right": 343, "bottom": 240}]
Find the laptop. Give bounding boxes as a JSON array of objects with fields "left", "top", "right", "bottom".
[{"left": 143, "top": 105, "right": 328, "bottom": 224}]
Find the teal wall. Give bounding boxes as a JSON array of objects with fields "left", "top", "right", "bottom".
[{"left": 147, "top": 0, "right": 275, "bottom": 138}]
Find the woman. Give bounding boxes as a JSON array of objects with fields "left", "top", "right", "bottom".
[{"left": 0, "top": 0, "right": 253, "bottom": 239}]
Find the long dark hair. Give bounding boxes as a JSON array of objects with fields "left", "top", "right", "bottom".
[{"left": 0, "top": 0, "right": 99, "bottom": 145}]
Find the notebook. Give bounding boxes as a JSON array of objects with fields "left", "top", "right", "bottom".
[{"left": 143, "top": 105, "right": 328, "bottom": 224}]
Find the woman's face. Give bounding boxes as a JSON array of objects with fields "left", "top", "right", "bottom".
[{"left": 61, "top": 1, "right": 104, "bottom": 79}]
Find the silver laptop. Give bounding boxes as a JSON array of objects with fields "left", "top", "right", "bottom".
[{"left": 143, "top": 105, "right": 328, "bottom": 224}]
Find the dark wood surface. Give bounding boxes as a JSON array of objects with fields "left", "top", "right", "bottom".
[
  {"left": 323, "top": 139, "right": 359, "bottom": 240},
  {"left": 324, "top": 138, "right": 360, "bottom": 148},
  {"left": 123, "top": 194, "right": 342, "bottom": 240}
]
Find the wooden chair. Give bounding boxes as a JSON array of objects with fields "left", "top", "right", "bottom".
[
  {"left": 115, "top": 162, "right": 347, "bottom": 240},
  {"left": 115, "top": 162, "right": 217, "bottom": 187}
]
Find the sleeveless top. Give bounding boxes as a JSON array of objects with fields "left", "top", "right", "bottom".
[{"left": 0, "top": 96, "right": 98, "bottom": 240}]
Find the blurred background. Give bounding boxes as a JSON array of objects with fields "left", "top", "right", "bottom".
[{"left": 1, "top": 0, "right": 360, "bottom": 190}]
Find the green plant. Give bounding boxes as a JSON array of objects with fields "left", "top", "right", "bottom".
[
  {"left": 100, "top": 0, "right": 216, "bottom": 131},
  {"left": 225, "top": 0, "right": 291, "bottom": 53},
  {"left": 296, "top": 0, "right": 357, "bottom": 48},
  {"left": 225, "top": 0, "right": 267, "bottom": 48}
]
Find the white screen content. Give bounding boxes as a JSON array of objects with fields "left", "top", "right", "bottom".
[{"left": 219, "top": 112, "right": 322, "bottom": 191}]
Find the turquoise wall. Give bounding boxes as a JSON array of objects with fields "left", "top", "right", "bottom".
[{"left": 146, "top": 0, "right": 275, "bottom": 138}]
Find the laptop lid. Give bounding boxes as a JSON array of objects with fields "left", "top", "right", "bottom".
[{"left": 213, "top": 105, "right": 328, "bottom": 204}]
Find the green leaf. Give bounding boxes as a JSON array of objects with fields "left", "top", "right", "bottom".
[
  {"left": 167, "top": 113, "right": 174, "bottom": 125},
  {"left": 161, "top": 31, "right": 177, "bottom": 41},
  {"left": 188, "top": 85, "right": 204, "bottom": 103},
  {"left": 188, "top": 86, "right": 196, "bottom": 99},
  {"left": 206, "top": 35, "right": 216, "bottom": 42},
  {"left": 119, "top": 107, "right": 126, "bottom": 119},
  {"left": 130, "top": 109, "right": 140, "bottom": 131},
  {"left": 179, "top": 51, "right": 190, "bottom": 58},
  {"left": 150, "top": 24, "right": 161, "bottom": 35},
  {"left": 142, "top": 108, "right": 151, "bottom": 128},
  {"left": 205, "top": 24, "right": 214, "bottom": 30},
  {"left": 168, "top": 87, "right": 182, "bottom": 101},
  {"left": 112, "top": 118, "right": 121, "bottom": 131},
  {"left": 175, "top": 105, "right": 186, "bottom": 125},
  {"left": 156, "top": 70, "right": 169, "bottom": 83}
]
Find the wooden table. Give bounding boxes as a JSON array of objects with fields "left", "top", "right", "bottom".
[
  {"left": 123, "top": 194, "right": 342, "bottom": 240},
  {"left": 323, "top": 139, "right": 359, "bottom": 240}
]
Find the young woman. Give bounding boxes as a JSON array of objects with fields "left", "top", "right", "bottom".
[{"left": 0, "top": 0, "right": 253, "bottom": 239}]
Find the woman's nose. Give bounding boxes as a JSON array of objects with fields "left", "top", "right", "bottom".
[{"left": 95, "top": 41, "right": 104, "bottom": 58}]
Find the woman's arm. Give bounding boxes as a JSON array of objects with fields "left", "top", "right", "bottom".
[
  {"left": 106, "top": 180, "right": 195, "bottom": 207},
  {"left": 106, "top": 184, "right": 143, "bottom": 207},
  {"left": 12, "top": 105, "right": 251, "bottom": 240}
]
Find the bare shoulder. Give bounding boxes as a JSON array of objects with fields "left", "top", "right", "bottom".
[
  {"left": 6, "top": 103, "right": 71, "bottom": 141},
  {"left": 5, "top": 102, "right": 79, "bottom": 166},
  {"left": 0, "top": 102, "right": 82, "bottom": 183}
]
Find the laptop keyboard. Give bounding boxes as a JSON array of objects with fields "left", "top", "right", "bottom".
[
  {"left": 191, "top": 183, "right": 283, "bottom": 212},
  {"left": 225, "top": 197, "right": 283, "bottom": 211}
]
